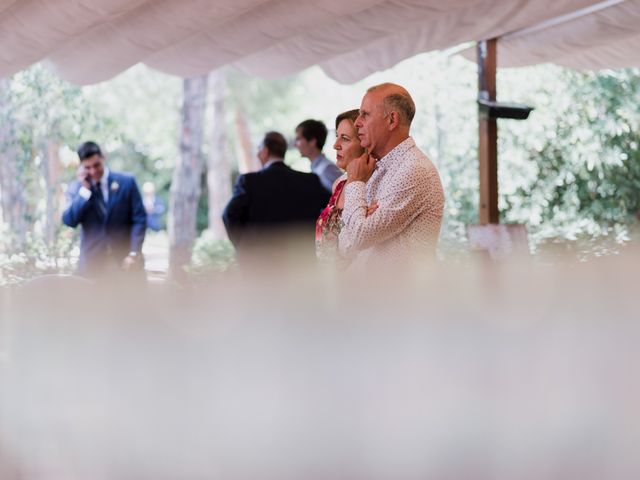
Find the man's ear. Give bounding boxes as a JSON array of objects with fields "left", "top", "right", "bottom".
[{"left": 388, "top": 111, "right": 401, "bottom": 131}]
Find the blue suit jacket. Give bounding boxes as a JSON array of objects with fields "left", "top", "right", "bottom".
[{"left": 62, "top": 171, "right": 147, "bottom": 276}]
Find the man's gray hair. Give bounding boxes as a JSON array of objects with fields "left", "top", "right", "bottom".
[{"left": 367, "top": 83, "right": 416, "bottom": 126}]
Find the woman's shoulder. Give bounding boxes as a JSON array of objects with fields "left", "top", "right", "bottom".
[{"left": 331, "top": 174, "right": 348, "bottom": 192}]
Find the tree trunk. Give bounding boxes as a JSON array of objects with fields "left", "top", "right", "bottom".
[
  {"left": 206, "top": 70, "right": 231, "bottom": 241},
  {"left": 0, "top": 77, "right": 27, "bottom": 250},
  {"left": 41, "top": 139, "right": 61, "bottom": 247},
  {"left": 168, "top": 75, "right": 208, "bottom": 280},
  {"left": 234, "top": 107, "right": 260, "bottom": 174}
]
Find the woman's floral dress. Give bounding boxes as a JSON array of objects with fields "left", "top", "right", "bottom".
[{"left": 315, "top": 177, "right": 348, "bottom": 264}]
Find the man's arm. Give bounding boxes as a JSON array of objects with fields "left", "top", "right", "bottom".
[
  {"left": 338, "top": 171, "right": 429, "bottom": 258},
  {"left": 61, "top": 182, "right": 92, "bottom": 228},
  {"left": 129, "top": 178, "right": 147, "bottom": 253},
  {"left": 222, "top": 175, "right": 250, "bottom": 248}
]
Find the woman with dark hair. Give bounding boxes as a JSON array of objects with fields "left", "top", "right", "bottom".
[{"left": 315, "top": 109, "right": 377, "bottom": 264}]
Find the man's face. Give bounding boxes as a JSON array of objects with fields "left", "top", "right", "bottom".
[
  {"left": 81, "top": 154, "right": 105, "bottom": 182},
  {"left": 354, "top": 92, "right": 388, "bottom": 158},
  {"left": 257, "top": 141, "right": 269, "bottom": 164},
  {"left": 294, "top": 128, "right": 314, "bottom": 159}
]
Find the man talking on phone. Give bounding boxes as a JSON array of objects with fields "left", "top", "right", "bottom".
[{"left": 62, "top": 141, "right": 147, "bottom": 279}]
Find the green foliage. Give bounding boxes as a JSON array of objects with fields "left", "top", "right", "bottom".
[
  {"left": 226, "top": 67, "right": 303, "bottom": 136},
  {"left": 10, "top": 64, "right": 93, "bottom": 144},
  {"left": 81, "top": 64, "right": 180, "bottom": 194},
  {"left": 3, "top": 57, "right": 640, "bottom": 277},
  {"left": 0, "top": 64, "right": 173, "bottom": 281},
  {"left": 189, "top": 235, "right": 237, "bottom": 277},
  {"left": 0, "top": 230, "right": 77, "bottom": 286},
  {"left": 196, "top": 172, "right": 209, "bottom": 234},
  {"left": 532, "top": 223, "right": 640, "bottom": 263},
  {"left": 499, "top": 67, "right": 640, "bottom": 240}
]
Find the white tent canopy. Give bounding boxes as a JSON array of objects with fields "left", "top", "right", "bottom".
[
  {"left": 460, "top": 0, "right": 640, "bottom": 70},
  {"left": 1, "top": 0, "right": 639, "bottom": 85}
]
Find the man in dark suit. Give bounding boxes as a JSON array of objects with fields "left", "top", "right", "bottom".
[
  {"left": 62, "top": 141, "right": 147, "bottom": 278},
  {"left": 222, "top": 131, "right": 330, "bottom": 263}
]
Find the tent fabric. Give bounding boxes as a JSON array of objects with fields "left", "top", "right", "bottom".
[
  {"left": 460, "top": 0, "right": 640, "bottom": 70},
  {"left": 0, "top": 0, "right": 637, "bottom": 85}
]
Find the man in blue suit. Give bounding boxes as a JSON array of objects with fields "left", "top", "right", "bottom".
[{"left": 62, "top": 141, "right": 147, "bottom": 278}]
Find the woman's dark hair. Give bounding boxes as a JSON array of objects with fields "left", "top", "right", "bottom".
[
  {"left": 263, "top": 131, "right": 288, "bottom": 159},
  {"left": 335, "top": 109, "right": 360, "bottom": 130},
  {"left": 77, "top": 141, "right": 102, "bottom": 161}
]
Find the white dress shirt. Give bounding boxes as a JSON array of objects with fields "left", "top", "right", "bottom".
[
  {"left": 311, "top": 153, "right": 343, "bottom": 192},
  {"left": 78, "top": 167, "right": 110, "bottom": 202},
  {"left": 338, "top": 137, "right": 444, "bottom": 270},
  {"left": 262, "top": 158, "right": 284, "bottom": 169}
]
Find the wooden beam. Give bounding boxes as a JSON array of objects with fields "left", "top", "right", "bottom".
[{"left": 477, "top": 38, "right": 499, "bottom": 225}]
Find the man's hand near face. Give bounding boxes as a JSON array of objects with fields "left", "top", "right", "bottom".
[
  {"left": 346, "top": 152, "right": 377, "bottom": 184},
  {"left": 76, "top": 165, "right": 91, "bottom": 189}
]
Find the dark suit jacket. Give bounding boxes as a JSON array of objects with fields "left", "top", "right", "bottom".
[
  {"left": 62, "top": 171, "right": 147, "bottom": 277},
  {"left": 222, "top": 162, "right": 330, "bottom": 258}
]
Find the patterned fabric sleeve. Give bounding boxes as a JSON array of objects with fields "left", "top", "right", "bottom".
[{"left": 338, "top": 166, "right": 433, "bottom": 258}]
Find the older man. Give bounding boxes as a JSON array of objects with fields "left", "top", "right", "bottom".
[{"left": 338, "top": 83, "right": 444, "bottom": 269}]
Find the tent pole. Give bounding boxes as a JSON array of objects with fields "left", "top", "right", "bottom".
[{"left": 477, "top": 38, "right": 499, "bottom": 225}]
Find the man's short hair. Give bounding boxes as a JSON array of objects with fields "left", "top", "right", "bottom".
[
  {"left": 263, "top": 131, "right": 288, "bottom": 159},
  {"left": 296, "top": 119, "right": 328, "bottom": 150},
  {"left": 77, "top": 141, "right": 103, "bottom": 161},
  {"left": 367, "top": 83, "right": 416, "bottom": 126}
]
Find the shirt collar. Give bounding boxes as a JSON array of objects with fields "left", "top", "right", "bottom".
[
  {"left": 310, "top": 153, "right": 326, "bottom": 170},
  {"left": 376, "top": 137, "right": 415, "bottom": 170},
  {"left": 263, "top": 158, "right": 284, "bottom": 170}
]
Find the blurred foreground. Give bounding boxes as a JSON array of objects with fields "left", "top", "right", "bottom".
[{"left": 1, "top": 248, "right": 639, "bottom": 479}]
